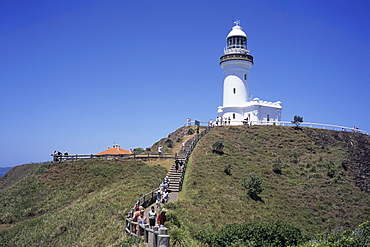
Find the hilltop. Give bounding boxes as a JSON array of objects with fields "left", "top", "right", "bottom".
[
  {"left": 170, "top": 125, "right": 370, "bottom": 237},
  {"left": 0, "top": 125, "right": 369, "bottom": 246}
]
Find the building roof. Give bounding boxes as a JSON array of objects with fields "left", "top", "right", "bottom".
[
  {"left": 227, "top": 24, "right": 247, "bottom": 38},
  {"left": 95, "top": 145, "right": 132, "bottom": 155}
]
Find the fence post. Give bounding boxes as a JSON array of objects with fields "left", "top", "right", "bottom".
[
  {"left": 153, "top": 226, "right": 159, "bottom": 247},
  {"left": 157, "top": 227, "right": 170, "bottom": 247},
  {"left": 143, "top": 223, "right": 150, "bottom": 243}
]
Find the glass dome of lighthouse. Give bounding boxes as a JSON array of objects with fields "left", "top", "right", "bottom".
[{"left": 225, "top": 20, "right": 249, "bottom": 55}]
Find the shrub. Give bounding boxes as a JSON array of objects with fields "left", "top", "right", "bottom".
[
  {"left": 243, "top": 173, "right": 263, "bottom": 201},
  {"left": 224, "top": 164, "right": 232, "bottom": 175},
  {"left": 187, "top": 128, "right": 195, "bottom": 135},
  {"left": 327, "top": 169, "right": 335, "bottom": 178},
  {"left": 212, "top": 141, "right": 224, "bottom": 155},
  {"left": 169, "top": 226, "right": 189, "bottom": 247},
  {"left": 164, "top": 139, "right": 174, "bottom": 148},
  {"left": 166, "top": 211, "right": 182, "bottom": 228},
  {"left": 272, "top": 161, "right": 282, "bottom": 175},
  {"left": 298, "top": 222, "right": 370, "bottom": 247},
  {"left": 197, "top": 222, "right": 305, "bottom": 247},
  {"left": 133, "top": 148, "right": 145, "bottom": 154}
]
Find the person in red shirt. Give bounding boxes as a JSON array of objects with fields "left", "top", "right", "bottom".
[{"left": 157, "top": 208, "right": 168, "bottom": 226}]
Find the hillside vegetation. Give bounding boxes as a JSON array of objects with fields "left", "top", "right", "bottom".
[
  {"left": 0, "top": 159, "right": 167, "bottom": 246},
  {"left": 171, "top": 125, "right": 370, "bottom": 238},
  {"left": 1, "top": 125, "right": 369, "bottom": 246}
]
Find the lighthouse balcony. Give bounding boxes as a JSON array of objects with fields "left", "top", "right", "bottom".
[{"left": 220, "top": 53, "right": 254, "bottom": 65}]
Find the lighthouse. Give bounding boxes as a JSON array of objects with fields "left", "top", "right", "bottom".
[{"left": 217, "top": 21, "right": 282, "bottom": 125}]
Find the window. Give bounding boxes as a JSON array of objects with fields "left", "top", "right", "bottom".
[
  {"left": 233, "top": 88, "right": 236, "bottom": 94},
  {"left": 267, "top": 114, "right": 270, "bottom": 122},
  {"left": 244, "top": 74, "right": 247, "bottom": 80},
  {"left": 233, "top": 113, "right": 235, "bottom": 119}
]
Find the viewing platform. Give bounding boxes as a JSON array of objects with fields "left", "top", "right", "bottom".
[{"left": 220, "top": 53, "right": 254, "bottom": 64}]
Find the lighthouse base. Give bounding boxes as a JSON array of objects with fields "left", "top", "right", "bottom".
[{"left": 217, "top": 98, "right": 282, "bottom": 126}]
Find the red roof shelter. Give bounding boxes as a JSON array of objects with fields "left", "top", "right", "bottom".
[{"left": 95, "top": 145, "right": 132, "bottom": 155}]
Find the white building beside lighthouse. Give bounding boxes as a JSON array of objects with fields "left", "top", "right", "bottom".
[{"left": 217, "top": 21, "right": 282, "bottom": 125}]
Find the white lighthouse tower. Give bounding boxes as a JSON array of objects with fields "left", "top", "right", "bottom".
[{"left": 217, "top": 21, "right": 282, "bottom": 125}]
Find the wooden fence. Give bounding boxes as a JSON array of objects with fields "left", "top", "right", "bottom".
[{"left": 51, "top": 153, "right": 178, "bottom": 162}]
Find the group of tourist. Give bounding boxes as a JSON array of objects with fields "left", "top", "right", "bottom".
[
  {"left": 157, "top": 175, "right": 170, "bottom": 207},
  {"left": 51, "top": 150, "right": 69, "bottom": 162},
  {"left": 130, "top": 158, "right": 189, "bottom": 236},
  {"left": 209, "top": 116, "right": 232, "bottom": 127},
  {"left": 131, "top": 205, "right": 168, "bottom": 237}
]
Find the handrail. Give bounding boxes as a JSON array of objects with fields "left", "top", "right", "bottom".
[
  {"left": 125, "top": 186, "right": 170, "bottom": 246},
  {"left": 177, "top": 127, "right": 210, "bottom": 191},
  {"left": 124, "top": 126, "right": 211, "bottom": 246},
  {"left": 206, "top": 119, "right": 367, "bottom": 135}
]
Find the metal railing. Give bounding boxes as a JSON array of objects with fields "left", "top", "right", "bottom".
[
  {"left": 206, "top": 120, "right": 367, "bottom": 135},
  {"left": 124, "top": 127, "right": 211, "bottom": 246},
  {"left": 125, "top": 187, "right": 170, "bottom": 247}
]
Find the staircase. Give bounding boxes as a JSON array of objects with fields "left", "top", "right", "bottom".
[
  {"left": 166, "top": 127, "right": 211, "bottom": 193},
  {"left": 167, "top": 159, "right": 185, "bottom": 192}
]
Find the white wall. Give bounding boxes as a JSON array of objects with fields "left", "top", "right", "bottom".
[{"left": 221, "top": 60, "right": 252, "bottom": 107}]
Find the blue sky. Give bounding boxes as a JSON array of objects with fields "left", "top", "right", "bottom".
[{"left": 1, "top": 0, "right": 369, "bottom": 167}]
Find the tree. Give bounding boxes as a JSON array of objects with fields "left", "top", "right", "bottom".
[{"left": 292, "top": 115, "right": 303, "bottom": 129}]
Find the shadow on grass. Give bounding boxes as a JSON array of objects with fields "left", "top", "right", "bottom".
[{"left": 249, "top": 193, "right": 265, "bottom": 203}]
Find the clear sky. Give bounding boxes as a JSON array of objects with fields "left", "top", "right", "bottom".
[{"left": 1, "top": 0, "right": 369, "bottom": 167}]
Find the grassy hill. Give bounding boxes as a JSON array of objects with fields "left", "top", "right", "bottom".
[
  {"left": 0, "top": 159, "right": 167, "bottom": 246},
  {"left": 0, "top": 125, "right": 369, "bottom": 246},
  {"left": 170, "top": 125, "right": 370, "bottom": 238}
]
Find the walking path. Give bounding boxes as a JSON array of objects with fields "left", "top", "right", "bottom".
[
  {"left": 126, "top": 127, "right": 211, "bottom": 246},
  {"left": 144, "top": 132, "right": 203, "bottom": 215}
]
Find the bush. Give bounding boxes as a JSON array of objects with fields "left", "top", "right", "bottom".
[
  {"left": 224, "top": 165, "right": 232, "bottom": 175},
  {"left": 272, "top": 162, "right": 282, "bottom": 175},
  {"left": 197, "top": 222, "right": 305, "bottom": 247},
  {"left": 327, "top": 169, "right": 335, "bottom": 178},
  {"left": 243, "top": 173, "right": 263, "bottom": 201},
  {"left": 164, "top": 139, "right": 174, "bottom": 148},
  {"left": 166, "top": 211, "right": 182, "bottom": 228},
  {"left": 187, "top": 128, "right": 195, "bottom": 135},
  {"left": 298, "top": 222, "right": 370, "bottom": 247},
  {"left": 133, "top": 148, "right": 145, "bottom": 154},
  {"left": 212, "top": 141, "right": 224, "bottom": 155},
  {"left": 169, "top": 226, "right": 189, "bottom": 247}
]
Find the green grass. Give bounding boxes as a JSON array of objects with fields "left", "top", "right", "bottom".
[
  {"left": 1, "top": 125, "right": 369, "bottom": 246},
  {"left": 0, "top": 159, "right": 167, "bottom": 246},
  {"left": 175, "top": 125, "right": 370, "bottom": 237}
]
